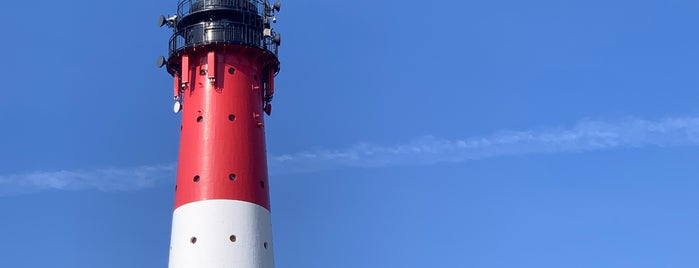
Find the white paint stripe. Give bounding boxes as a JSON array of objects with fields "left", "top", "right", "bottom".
[{"left": 169, "top": 200, "right": 274, "bottom": 268}]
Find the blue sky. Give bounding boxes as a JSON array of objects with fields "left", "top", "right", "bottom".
[{"left": 2, "top": 0, "right": 699, "bottom": 267}]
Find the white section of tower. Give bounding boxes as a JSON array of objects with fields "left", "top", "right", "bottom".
[{"left": 168, "top": 200, "right": 275, "bottom": 268}]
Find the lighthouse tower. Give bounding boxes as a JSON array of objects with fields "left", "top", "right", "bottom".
[{"left": 157, "top": 0, "right": 281, "bottom": 267}]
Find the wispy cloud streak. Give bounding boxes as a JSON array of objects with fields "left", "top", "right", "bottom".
[
  {"left": 3, "top": 116, "right": 699, "bottom": 194},
  {"left": 268, "top": 116, "right": 699, "bottom": 174},
  {"left": 0, "top": 164, "right": 175, "bottom": 195}
]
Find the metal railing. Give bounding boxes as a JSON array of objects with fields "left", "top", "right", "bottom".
[
  {"left": 177, "top": 0, "right": 266, "bottom": 19},
  {"left": 168, "top": 0, "right": 278, "bottom": 57},
  {"left": 169, "top": 20, "right": 278, "bottom": 57}
]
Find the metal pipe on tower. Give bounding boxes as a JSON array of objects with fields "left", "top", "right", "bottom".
[{"left": 158, "top": 0, "right": 282, "bottom": 267}]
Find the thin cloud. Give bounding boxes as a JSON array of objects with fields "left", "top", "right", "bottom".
[
  {"left": 0, "top": 164, "right": 175, "bottom": 195},
  {"left": 2, "top": 116, "right": 699, "bottom": 194},
  {"left": 268, "top": 116, "right": 699, "bottom": 173}
]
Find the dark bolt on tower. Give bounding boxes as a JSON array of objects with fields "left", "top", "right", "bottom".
[{"left": 157, "top": 0, "right": 281, "bottom": 267}]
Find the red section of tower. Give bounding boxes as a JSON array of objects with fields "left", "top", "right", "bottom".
[
  {"left": 174, "top": 47, "right": 274, "bottom": 210},
  {"left": 158, "top": 1, "right": 282, "bottom": 267},
  {"left": 159, "top": 0, "right": 281, "bottom": 210}
]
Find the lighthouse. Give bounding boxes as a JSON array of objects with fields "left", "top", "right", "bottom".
[{"left": 157, "top": 0, "right": 281, "bottom": 267}]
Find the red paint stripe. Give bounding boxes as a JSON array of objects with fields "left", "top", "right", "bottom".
[{"left": 174, "top": 47, "right": 272, "bottom": 210}]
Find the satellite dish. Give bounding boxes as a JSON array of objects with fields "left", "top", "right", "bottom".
[
  {"left": 273, "top": 33, "right": 281, "bottom": 46},
  {"left": 273, "top": 1, "right": 281, "bottom": 11},
  {"left": 173, "top": 101, "right": 182, "bottom": 113},
  {"left": 158, "top": 15, "right": 167, "bottom": 27},
  {"left": 157, "top": 56, "right": 167, "bottom": 68}
]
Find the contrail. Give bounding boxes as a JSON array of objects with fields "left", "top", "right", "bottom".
[{"left": 2, "top": 116, "right": 699, "bottom": 194}]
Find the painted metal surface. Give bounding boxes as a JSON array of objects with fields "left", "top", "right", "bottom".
[
  {"left": 168, "top": 45, "right": 277, "bottom": 268},
  {"left": 162, "top": 2, "right": 282, "bottom": 267},
  {"left": 169, "top": 199, "right": 274, "bottom": 268},
  {"left": 174, "top": 48, "right": 272, "bottom": 210}
]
